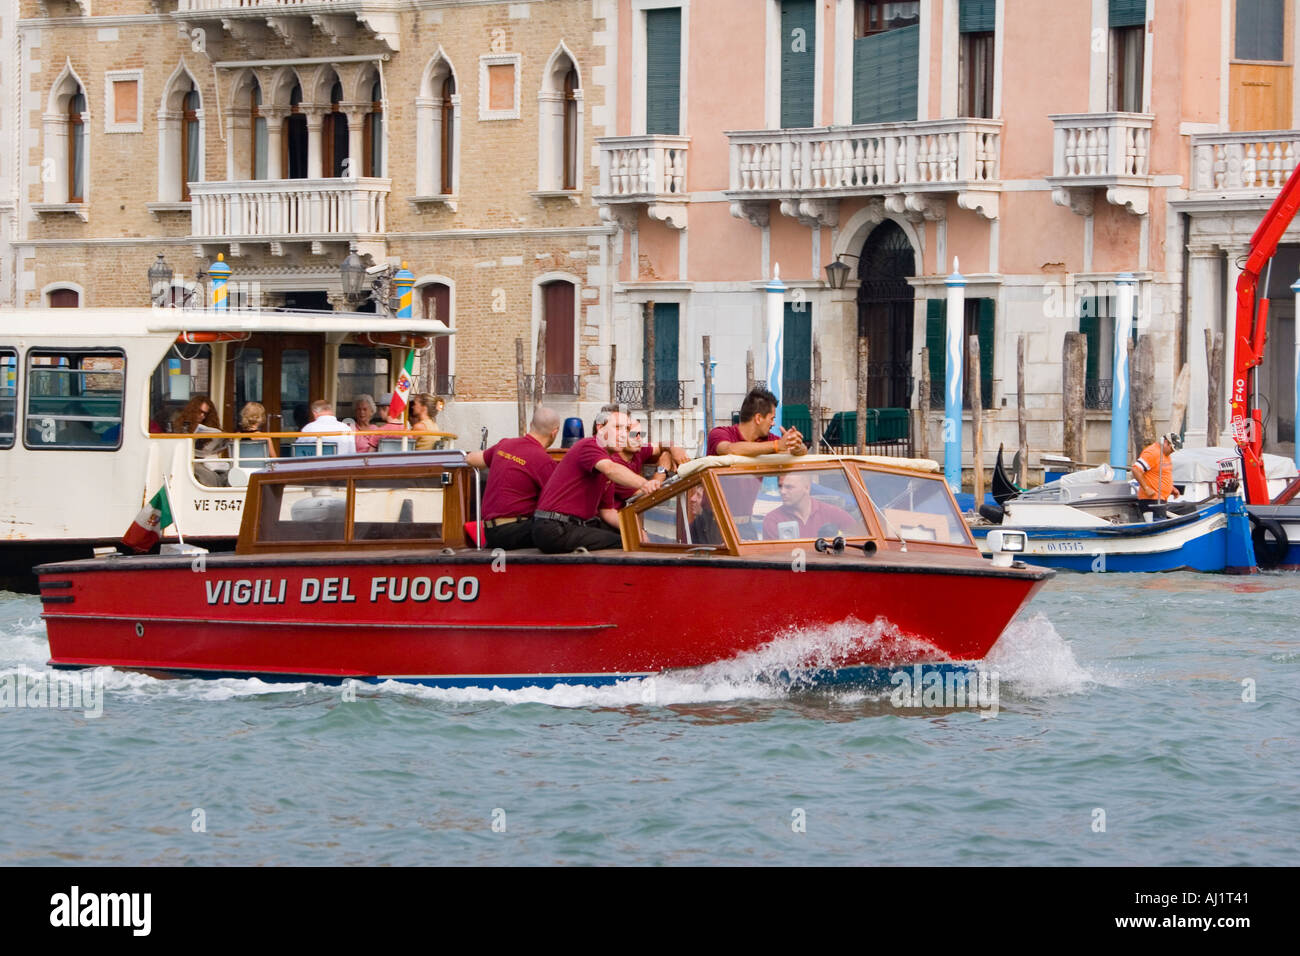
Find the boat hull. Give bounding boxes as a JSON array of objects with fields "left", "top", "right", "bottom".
[
  {"left": 971, "top": 501, "right": 1238, "bottom": 572},
  {"left": 38, "top": 550, "right": 1049, "bottom": 687}
]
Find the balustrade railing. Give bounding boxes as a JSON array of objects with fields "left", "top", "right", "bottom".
[
  {"left": 1049, "top": 113, "right": 1152, "bottom": 180},
  {"left": 727, "top": 119, "right": 1001, "bottom": 195},
  {"left": 1190, "top": 131, "right": 1300, "bottom": 193},
  {"left": 190, "top": 178, "right": 389, "bottom": 240},
  {"left": 595, "top": 136, "right": 689, "bottom": 199}
]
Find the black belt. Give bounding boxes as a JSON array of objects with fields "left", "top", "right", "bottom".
[
  {"left": 534, "top": 510, "right": 600, "bottom": 527},
  {"left": 484, "top": 515, "right": 531, "bottom": 529}
]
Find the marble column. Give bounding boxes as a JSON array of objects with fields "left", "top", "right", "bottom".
[{"left": 1184, "top": 245, "right": 1219, "bottom": 447}]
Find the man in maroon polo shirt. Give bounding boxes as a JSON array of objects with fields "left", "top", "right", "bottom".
[
  {"left": 761, "top": 471, "right": 860, "bottom": 540},
  {"left": 609, "top": 417, "right": 689, "bottom": 508},
  {"left": 707, "top": 386, "right": 808, "bottom": 457},
  {"left": 466, "top": 406, "right": 562, "bottom": 550},
  {"left": 533, "top": 411, "right": 662, "bottom": 553},
  {"left": 707, "top": 387, "right": 806, "bottom": 536}
]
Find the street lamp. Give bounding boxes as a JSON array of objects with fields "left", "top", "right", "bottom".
[
  {"left": 340, "top": 248, "right": 367, "bottom": 304},
  {"left": 824, "top": 253, "right": 859, "bottom": 290},
  {"left": 148, "top": 252, "right": 174, "bottom": 305}
]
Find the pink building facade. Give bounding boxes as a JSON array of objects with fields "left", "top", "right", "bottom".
[{"left": 593, "top": 0, "right": 1300, "bottom": 470}]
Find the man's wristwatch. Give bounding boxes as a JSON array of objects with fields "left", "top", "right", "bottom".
[{"left": 655, "top": 466, "right": 668, "bottom": 474}]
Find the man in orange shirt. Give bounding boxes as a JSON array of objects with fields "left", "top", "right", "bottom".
[{"left": 1132, "top": 433, "right": 1181, "bottom": 502}]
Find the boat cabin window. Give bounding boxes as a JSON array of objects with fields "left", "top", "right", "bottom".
[
  {"left": 149, "top": 345, "right": 211, "bottom": 433},
  {"left": 352, "top": 477, "right": 444, "bottom": 541},
  {"left": 0, "top": 349, "right": 16, "bottom": 450},
  {"left": 716, "top": 468, "right": 868, "bottom": 541},
  {"left": 258, "top": 480, "right": 349, "bottom": 543},
  {"left": 254, "top": 475, "right": 447, "bottom": 546},
  {"left": 24, "top": 349, "right": 125, "bottom": 450},
  {"left": 637, "top": 479, "right": 725, "bottom": 547},
  {"left": 857, "top": 468, "right": 972, "bottom": 545}
]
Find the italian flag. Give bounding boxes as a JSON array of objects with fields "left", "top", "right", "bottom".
[
  {"left": 388, "top": 349, "right": 417, "bottom": 422},
  {"left": 122, "top": 485, "right": 173, "bottom": 553}
]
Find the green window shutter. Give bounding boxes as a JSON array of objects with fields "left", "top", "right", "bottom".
[
  {"left": 646, "top": 8, "right": 682, "bottom": 135},
  {"left": 780, "top": 0, "right": 816, "bottom": 129},
  {"left": 977, "top": 297, "right": 994, "bottom": 410},
  {"left": 852, "top": 24, "right": 919, "bottom": 124},
  {"left": 926, "top": 299, "right": 945, "bottom": 406},
  {"left": 1079, "top": 298, "right": 1101, "bottom": 385},
  {"left": 1108, "top": 0, "right": 1146, "bottom": 28},
  {"left": 959, "top": 0, "right": 996, "bottom": 33},
  {"left": 644, "top": 304, "right": 679, "bottom": 408},
  {"left": 782, "top": 302, "right": 812, "bottom": 388}
]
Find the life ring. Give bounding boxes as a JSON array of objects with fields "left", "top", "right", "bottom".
[
  {"left": 176, "top": 331, "right": 252, "bottom": 345},
  {"left": 1249, "top": 515, "right": 1289, "bottom": 569}
]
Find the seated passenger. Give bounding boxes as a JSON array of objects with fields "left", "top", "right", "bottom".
[
  {"left": 532, "top": 411, "right": 662, "bottom": 553},
  {"left": 762, "top": 472, "right": 857, "bottom": 540},
  {"left": 465, "top": 406, "right": 562, "bottom": 550},
  {"left": 707, "top": 386, "right": 807, "bottom": 458},
  {"left": 296, "top": 399, "right": 356, "bottom": 456},
  {"left": 174, "top": 393, "right": 228, "bottom": 486}
]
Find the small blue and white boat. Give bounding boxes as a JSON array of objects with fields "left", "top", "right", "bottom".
[{"left": 969, "top": 448, "right": 1257, "bottom": 573}]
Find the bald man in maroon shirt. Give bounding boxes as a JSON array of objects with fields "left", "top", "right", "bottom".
[{"left": 466, "top": 406, "right": 562, "bottom": 550}]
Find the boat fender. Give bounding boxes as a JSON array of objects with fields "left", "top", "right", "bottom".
[
  {"left": 859, "top": 540, "right": 878, "bottom": 557},
  {"left": 1249, "top": 514, "right": 1289, "bottom": 569},
  {"left": 978, "top": 503, "right": 1004, "bottom": 525}
]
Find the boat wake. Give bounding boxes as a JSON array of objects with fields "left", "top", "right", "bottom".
[{"left": 0, "top": 594, "right": 1102, "bottom": 709}]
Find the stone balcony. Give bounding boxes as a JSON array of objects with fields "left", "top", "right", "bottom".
[
  {"left": 1046, "top": 112, "right": 1154, "bottom": 216},
  {"left": 724, "top": 118, "right": 1002, "bottom": 227},
  {"left": 173, "top": 0, "right": 400, "bottom": 52},
  {"left": 1188, "top": 130, "right": 1300, "bottom": 199},
  {"left": 593, "top": 135, "right": 690, "bottom": 230},
  {"left": 189, "top": 177, "right": 389, "bottom": 256}
]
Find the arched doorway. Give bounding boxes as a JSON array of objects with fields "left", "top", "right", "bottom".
[{"left": 856, "top": 220, "right": 914, "bottom": 408}]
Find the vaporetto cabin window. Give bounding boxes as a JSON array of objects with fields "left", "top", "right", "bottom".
[
  {"left": 0, "top": 349, "right": 17, "bottom": 450},
  {"left": 24, "top": 349, "right": 125, "bottom": 451}
]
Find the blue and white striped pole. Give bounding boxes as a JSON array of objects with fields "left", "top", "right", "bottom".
[
  {"left": 944, "top": 259, "right": 966, "bottom": 493},
  {"left": 765, "top": 263, "right": 785, "bottom": 431},
  {"left": 208, "top": 253, "right": 231, "bottom": 312},
  {"left": 1110, "top": 273, "right": 1135, "bottom": 471},
  {"left": 394, "top": 261, "right": 414, "bottom": 320}
]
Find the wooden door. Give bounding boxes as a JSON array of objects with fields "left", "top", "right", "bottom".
[
  {"left": 224, "top": 333, "right": 324, "bottom": 450},
  {"left": 1231, "top": 0, "right": 1292, "bottom": 130}
]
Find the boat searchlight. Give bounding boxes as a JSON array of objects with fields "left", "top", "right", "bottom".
[{"left": 986, "top": 529, "right": 1027, "bottom": 568}]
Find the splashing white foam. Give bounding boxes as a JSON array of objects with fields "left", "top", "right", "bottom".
[{"left": 984, "top": 612, "right": 1106, "bottom": 697}]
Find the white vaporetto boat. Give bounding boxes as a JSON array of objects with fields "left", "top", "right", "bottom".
[{"left": 1, "top": 307, "right": 449, "bottom": 586}]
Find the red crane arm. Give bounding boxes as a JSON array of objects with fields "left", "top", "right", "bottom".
[{"left": 1230, "top": 162, "right": 1300, "bottom": 504}]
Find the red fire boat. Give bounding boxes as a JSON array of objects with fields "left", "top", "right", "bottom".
[{"left": 36, "top": 451, "right": 1050, "bottom": 688}]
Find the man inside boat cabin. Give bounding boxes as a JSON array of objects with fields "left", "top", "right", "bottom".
[
  {"left": 1132, "top": 432, "right": 1181, "bottom": 503},
  {"left": 763, "top": 471, "right": 857, "bottom": 540},
  {"left": 707, "top": 387, "right": 808, "bottom": 457},
  {"left": 465, "top": 406, "right": 562, "bottom": 549},
  {"left": 532, "top": 411, "right": 663, "bottom": 553}
]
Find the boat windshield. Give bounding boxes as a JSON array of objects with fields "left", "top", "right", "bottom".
[
  {"left": 637, "top": 479, "right": 726, "bottom": 547},
  {"left": 715, "top": 467, "right": 868, "bottom": 541},
  {"left": 856, "top": 468, "right": 972, "bottom": 545}
]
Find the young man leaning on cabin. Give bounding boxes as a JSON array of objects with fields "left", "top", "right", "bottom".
[
  {"left": 707, "top": 387, "right": 808, "bottom": 457},
  {"left": 532, "top": 411, "right": 663, "bottom": 553},
  {"left": 465, "top": 407, "right": 562, "bottom": 550}
]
